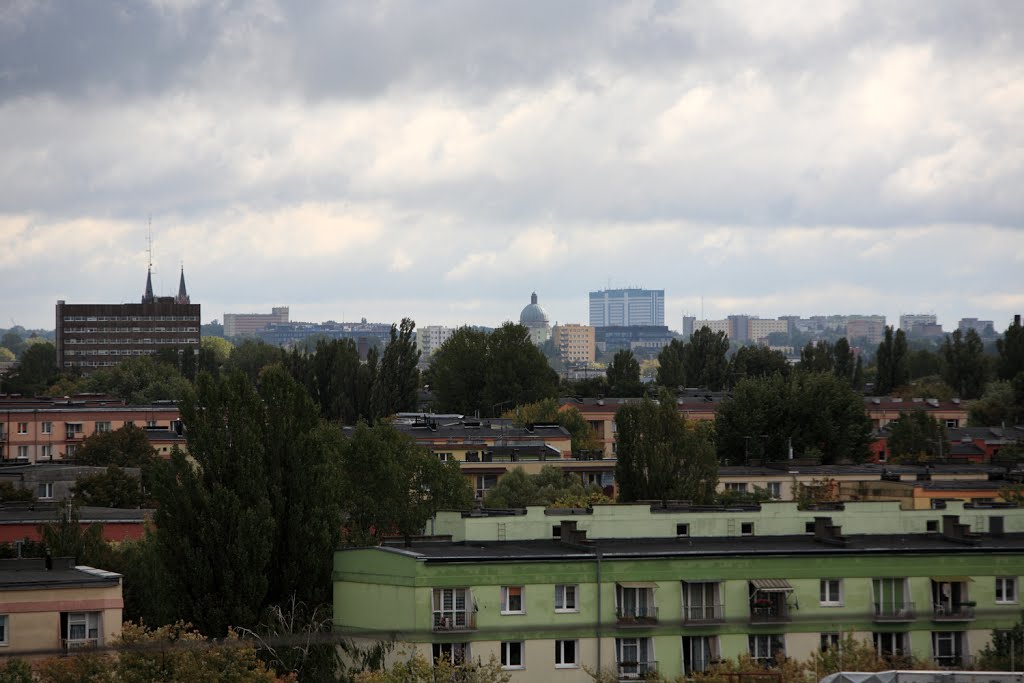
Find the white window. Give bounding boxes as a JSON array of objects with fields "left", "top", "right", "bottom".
[
  {"left": 932, "top": 631, "right": 966, "bottom": 667},
  {"left": 996, "top": 577, "right": 1018, "bottom": 604},
  {"left": 63, "top": 612, "right": 100, "bottom": 648},
  {"left": 725, "top": 482, "right": 747, "bottom": 493},
  {"left": 435, "top": 452, "right": 452, "bottom": 462},
  {"left": 41, "top": 422, "right": 52, "bottom": 434},
  {"left": 616, "top": 637, "right": 654, "bottom": 678},
  {"left": 95, "top": 422, "right": 111, "bottom": 434},
  {"left": 432, "top": 642, "right": 469, "bottom": 665},
  {"left": 555, "top": 639, "right": 577, "bottom": 668},
  {"left": 682, "top": 635, "right": 719, "bottom": 674},
  {"left": 501, "top": 586, "right": 525, "bottom": 614},
  {"left": 749, "top": 634, "right": 785, "bottom": 665},
  {"left": 766, "top": 482, "right": 782, "bottom": 498},
  {"left": 0, "top": 614, "right": 7, "bottom": 646},
  {"left": 475, "top": 474, "right": 497, "bottom": 499},
  {"left": 16, "top": 446, "right": 29, "bottom": 460},
  {"left": 40, "top": 445, "right": 53, "bottom": 459},
  {"left": 820, "top": 579, "right": 843, "bottom": 606},
  {"left": 500, "top": 641, "right": 524, "bottom": 669},
  {"left": 66, "top": 445, "right": 77, "bottom": 457},
  {"left": 37, "top": 483, "right": 53, "bottom": 500},
  {"left": 16, "top": 422, "right": 28, "bottom": 434},
  {"left": 820, "top": 633, "right": 841, "bottom": 652},
  {"left": 432, "top": 588, "right": 472, "bottom": 631},
  {"left": 874, "top": 632, "right": 909, "bottom": 660},
  {"left": 682, "top": 581, "right": 723, "bottom": 622},
  {"left": 555, "top": 584, "right": 578, "bottom": 612}
]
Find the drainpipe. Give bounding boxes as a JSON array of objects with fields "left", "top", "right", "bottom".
[{"left": 595, "top": 549, "right": 603, "bottom": 675}]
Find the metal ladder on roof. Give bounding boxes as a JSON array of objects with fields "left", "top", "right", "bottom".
[{"left": 497, "top": 523, "right": 506, "bottom": 541}]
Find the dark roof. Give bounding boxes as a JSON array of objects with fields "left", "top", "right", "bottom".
[
  {"left": 0, "top": 557, "right": 121, "bottom": 590},
  {"left": 0, "top": 503, "right": 151, "bottom": 525}
]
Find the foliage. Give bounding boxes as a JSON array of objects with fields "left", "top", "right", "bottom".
[
  {"left": 606, "top": 348, "right": 643, "bottom": 397},
  {"left": 423, "top": 327, "right": 489, "bottom": 415},
  {"left": 236, "top": 597, "right": 337, "bottom": 682},
  {"left": 970, "top": 379, "right": 1024, "bottom": 427},
  {"left": 74, "top": 424, "right": 161, "bottom": 494},
  {"left": 505, "top": 398, "right": 600, "bottom": 453},
  {"left": 37, "top": 503, "right": 112, "bottom": 567},
  {"left": 107, "top": 534, "right": 176, "bottom": 626},
  {"left": 0, "top": 481, "right": 34, "bottom": 502},
  {"left": 0, "top": 659, "right": 33, "bottom": 683},
  {"left": 0, "top": 537, "right": 46, "bottom": 559},
  {"left": 1, "top": 331, "right": 25, "bottom": 357},
  {"left": 656, "top": 328, "right": 730, "bottom": 390},
  {"left": 907, "top": 348, "right": 942, "bottom": 380},
  {"left": 715, "top": 371, "right": 872, "bottom": 465},
  {"left": 355, "top": 651, "right": 510, "bottom": 683},
  {"left": 997, "top": 315, "right": 1024, "bottom": 381},
  {"left": 369, "top": 318, "right": 420, "bottom": 420},
  {"left": 890, "top": 376, "right": 955, "bottom": 402},
  {"left": 339, "top": 422, "right": 473, "bottom": 545},
  {"left": 977, "top": 612, "right": 1024, "bottom": 670},
  {"left": 1, "top": 341, "right": 59, "bottom": 395},
  {"left": 72, "top": 465, "right": 146, "bottom": 508},
  {"left": 0, "top": 346, "right": 14, "bottom": 362},
  {"left": 795, "top": 477, "right": 840, "bottom": 509},
  {"left": 288, "top": 338, "right": 376, "bottom": 424},
  {"left": 615, "top": 390, "right": 718, "bottom": 504},
  {"left": 887, "top": 410, "right": 950, "bottom": 463},
  {"left": 874, "top": 326, "right": 909, "bottom": 395},
  {"left": 729, "top": 345, "right": 789, "bottom": 384},
  {"left": 655, "top": 338, "right": 687, "bottom": 387},
  {"left": 482, "top": 466, "right": 611, "bottom": 508},
  {"left": 84, "top": 356, "right": 192, "bottom": 404},
  {"left": 941, "top": 327, "right": 989, "bottom": 399},
  {"left": 226, "top": 340, "right": 285, "bottom": 384},
  {"left": 199, "top": 336, "right": 234, "bottom": 376}
]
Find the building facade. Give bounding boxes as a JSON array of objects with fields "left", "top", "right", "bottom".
[
  {"left": 417, "top": 325, "right": 457, "bottom": 358},
  {"left": 333, "top": 502, "right": 1024, "bottom": 681},
  {"left": 553, "top": 324, "right": 596, "bottom": 365},
  {"left": 56, "top": 268, "right": 199, "bottom": 372},
  {"left": 589, "top": 289, "right": 665, "bottom": 328},
  {"left": 222, "top": 306, "right": 289, "bottom": 337}
]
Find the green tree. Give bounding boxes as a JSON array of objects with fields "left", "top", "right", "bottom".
[
  {"left": 907, "top": 348, "right": 942, "bottom": 380},
  {"left": 976, "top": 612, "right": 1024, "bottom": 671},
  {"left": 0, "top": 481, "right": 33, "bottom": 502},
  {"left": 424, "top": 326, "right": 489, "bottom": 415},
  {"left": 226, "top": 339, "right": 284, "bottom": 384},
  {"left": 875, "top": 326, "right": 909, "bottom": 395},
  {"left": 615, "top": 390, "right": 718, "bottom": 504},
  {"left": 2, "top": 342, "right": 58, "bottom": 395},
  {"left": 340, "top": 422, "right": 473, "bottom": 545},
  {"left": 605, "top": 348, "right": 643, "bottom": 397},
  {"left": 833, "top": 337, "right": 854, "bottom": 384},
  {"left": 199, "top": 335, "right": 234, "bottom": 376},
  {"left": 997, "top": 315, "right": 1024, "bottom": 381},
  {"left": 74, "top": 423, "right": 161, "bottom": 494},
  {"left": 482, "top": 465, "right": 611, "bottom": 508},
  {"left": 655, "top": 338, "right": 687, "bottom": 387},
  {"left": 370, "top": 318, "right": 420, "bottom": 419},
  {"left": 0, "top": 659, "right": 33, "bottom": 683},
  {"left": 799, "top": 340, "right": 834, "bottom": 374},
  {"left": 72, "top": 465, "right": 145, "bottom": 508},
  {"left": 482, "top": 323, "right": 560, "bottom": 415},
  {"left": 685, "top": 327, "right": 730, "bottom": 390},
  {"left": 969, "top": 380, "right": 1023, "bottom": 426},
  {"left": 355, "top": 652, "right": 510, "bottom": 683},
  {"left": 728, "top": 345, "right": 789, "bottom": 384},
  {"left": 0, "top": 347, "right": 14, "bottom": 362},
  {"left": 85, "top": 355, "right": 192, "bottom": 403},
  {"left": 941, "top": 328, "right": 989, "bottom": 399},
  {"left": 1, "top": 331, "right": 25, "bottom": 357},
  {"left": 505, "top": 398, "right": 599, "bottom": 454},
  {"left": 888, "top": 410, "right": 950, "bottom": 463},
  {"left": 293, "top": 338, "right": 376, "bottom": 424},
  {"left": 38, "top": 504, "right": 112, "bottom": 567}
]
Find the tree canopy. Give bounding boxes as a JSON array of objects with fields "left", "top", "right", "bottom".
[
  {"left": 728, "top": 344, "right": 789, "bottom": 384},
  {"left": 996, "top": 315, "right": 1024, "bottom": 381},
  {"left": 84, "top": 355, "right": 192, "bottom": 403},
  {"left": 505, "top": 398, "right": 599, "bottom": 453},
  {"left": 605, "top": 348, "right": 643, "bottom": 397},
  {"left": 655, "top": 328, "right": 730, "bottom": 390},
  {"left": 1, "top": 341, "right": 59, "bottom": 395},
  {"left": 941, "top": 327, "right": 989, "bottom": 399},
  {"left": 874, "top": 326, "right": 909, "bottom": 395},
  {"left": 887, "top": 410, "right": 950, "bottom": 463},
  {"left": 482, "top": 465, "right": 611, "bottom": 508}
]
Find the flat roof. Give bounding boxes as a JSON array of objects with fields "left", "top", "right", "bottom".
[{"left": 0, "top": 558, "right": 122, "bottom": 590}]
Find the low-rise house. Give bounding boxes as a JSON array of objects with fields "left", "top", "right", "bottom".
[{"left": 0, "top": 503, "right": 150, "bottom": 543}]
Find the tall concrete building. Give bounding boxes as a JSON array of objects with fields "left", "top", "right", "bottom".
[
  {"left": 223, "top": 306, "right": 289, "bottom": 337},
  {"left": 56, "top": 267, "right": 200, "bottom": 372},
  {"left": 899, "top": 313, "right": 937, "bottom": 333},
  {"left": 589, "top": 288, "right": 664, "bottom": 327},
  {"left": 417, "top": 325, "right": 457, "bottom": 357},
  {"left": 693, "top": 316, "right": 786, "bottom": 344},
  {"left": 552, "top": 323, "right": 595, "bottom": 365}
]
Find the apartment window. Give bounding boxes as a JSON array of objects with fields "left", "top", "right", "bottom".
[
  {"left": 616, "top": 637, "right": 654, "bottom": 679},
  {"left": 682, "top": 581, "right": 723, "bottom": 622},
  {"left": 932, "top": 631, "right": 966, "bottom": 667},
  {"left": 432, "top": 642, "right": 469, "bottom": 665},
  {"left": 820, "top": 579, "right": 843, "bottom": 606},
  {"left": 725, "top": 482, "right": 748, "bottom": 493},
  {"left": 741, "top": 522, "right": 754, "bottom": 536},
  {"left": 432, "top": 588, "right": 471, "bottom": 630},
  {"left": 555, "top": 584, "right": 578, "bottom": 612},
  {"left": 37, "top": 483, "right": 53, "bottom": 499},
  {"left": 996, "top": 577, "right": 1018, "bottom": 604},
  {"left": 805, "top": 521, "right": 816, "bottom": 533},
  {"left": 945, "top": 419, "right": 959, "bottom": 428},
  {"left": 616, "top": 584, "right": 657, "bottom": 621},
  {"left": 676, "top": 523, "right": 689, "bottom": 537},
  {"left": 40, "top": 445, "right": 53, "bottom": 459},
  {"left": 500, "top": 641, "right": 524, "bottom": 669},
  {"left": 820, "top": 633, "right": 841, "bottom": 652},
  {"left": 748, "top": 634, "right": 785, "bottom": 666},
  {"left": 555, "top": 639, "right": 577, "bottom": 668},
  {"left": 874, "top": 632, "right": 909, "bottom": 660},
  {"left": 501, "top": 586, "right": 525, "bottom": 614},
  {"left": 95, "top": 422, "right": 111, "bottom": 434},
  {"left": 435, "top": 452, "right": 452, "bottom": 462},
  {"left": 41, "top": 422, "right": 52, "bottom": 434},
  {"left": 66, "top": 445, "right": 77, "bottom": 458},
  {"left": 16, "top": 446, "right": 29, "bottom": 460},
  {"left": 682, "top": 635, "right": 719, "bottom": 675},
  {"left": 62, "top": 612, "right": 101, "bottom": 648},
  {"left": 0, "top": 614, "right": 7, "bottom": 645},
  {"left": 475, "top": 474, "right": 497, "bottom": 499},
  {"left": 766, "top": 481, "right": 782, "bottom": 499},
  {"left": 926, "top": 520, "right": 939, "bottom": 532},
  {"left": 873, "top": 577, "right": 911, "bottom": 618},
  {"left": 16, "top": 422, "right": 28, "bottom": 434}
]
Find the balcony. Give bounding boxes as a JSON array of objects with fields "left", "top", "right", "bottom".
[
  {"left": 682, "top": 604, "right": 725, "bottom": 624},
  {"left": 749, "top": 601, "right": 790, "bottom": 624},
  {"left": 617, "top": 660, "right": 657, "bottom": 681},
  {"left": 432, "top": 611, "right": 476, "bottom": 632},
  {"left": 616, "top": 605, "right": 659, "bottom": 627},
  {"left": 873, "top": 602, "right": 916, "bottom": 622},
  {"left": 934, "top": 654, "right": 971, "bottom": 669},
  {"left": 932, "top": 603, "right": 975, "bottom": 621}
]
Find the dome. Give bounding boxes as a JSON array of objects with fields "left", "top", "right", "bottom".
[{"left": 519, "top": 292, "right": 550, "bottom": 326}]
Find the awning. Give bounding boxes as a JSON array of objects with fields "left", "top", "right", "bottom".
[
  {"left": 930, "top": 576, "right": 973, "bottom": 582},
  {"left": 617, "top": 582, "right": 658, "bottom": 589},
  {"left": 751, "top": 578, "right": 794, "bottom": 592}
]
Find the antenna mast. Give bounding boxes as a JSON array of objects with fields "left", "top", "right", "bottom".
[{"left": 147, "top": 216, "right": 153, "bottom": 271}]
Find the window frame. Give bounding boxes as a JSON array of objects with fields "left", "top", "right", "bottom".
[
  {"left": 0, "top": 614, "right": 7, "bottom": 646},
  {"left": 41, "top": 422, "right": 52, "bottom": 434},
  {"left": 37, "top": 483, "right": 54, "bottom": 500},
  {"left": 996, "top": 576, "right": 1018, "bottom": 604},
  {"left": 16, "top": 422, "right": 28, "bottom": 434},
  {"left": 555, "top": 639, "right": 578, "bottom": 668},
  {"left": 500, "top": 586, "right": 525, "bottom": 615},
  {"left": 820, "top": 578, "right": 843, "bottom": 606},
  {"left": 500, "top": 640, "right": 525, "bottom": 669},
  {"left": 432, "top": 642, "right": 469, "bottom": 665},
  {"left": 555, "top": 584, "right": 578, "bottom": 613},
  {"left": 820, "top": 632, "right": 841, "bottom": 652}
]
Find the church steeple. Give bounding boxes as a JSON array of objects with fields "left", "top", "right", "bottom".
[
  {"left": 142, "top": 267, "right": 155, "bottom": 304},
  {"left": 175, "top": 266, "right": 190, "bottom": 304}
]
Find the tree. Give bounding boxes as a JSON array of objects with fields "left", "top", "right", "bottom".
[
  {"left": 72, "top": 465, "right": 145, "bottom": 508},
  {"left": 340, "top": 422, "right": 473, "bottom": 545},
  {"left": 888, "top": 410, "right": 950, "bottom": 463},
  {"left": 1, "top": 342, "right": 58, "bottom": 395},
  {"left": 0, "top": 347, "right": 14, "bottom": 362},
  {"left": 685, "top": 327, "right": 730, "bottom": 390},
  {"left": 355, "top": 652, "right": 510, "bottom": 683},
  {"left": 425, "top": 326, "right": 489, "bottom": 415},
  {"left": 832, "top": 337, "right": 854, "bottom": 384},
  {"left": 226, "top": 339, "right": 284, "bottom": 384},
  {"left": 370, "top": 318, "right": 420, "bottom": 419},
  {"left": 728, "top": 345, "right": 789, "bottom": 384},
  {"left": 907, "top": 348, "right": 942, "bottom": 380},
  {"left": 997, "top": 315, "right": 1024, "bottom": 381},
  {"left": 970, "top": 379, "right": 1024, "bottom": 426},
  {"left": 482, "top": 465, "right": 611, "bottom": 508},
  {"left": 1, "top": 331, "right": 25, "bottom": 358},
  {"left": 656, "top": 338, "right": 687, "bottom": 387},
  {"left": 941, "top": 328, "right": 989, "bottom": 399},
  {"left": 799, "top": 340, "right": 834, "bottom": 374},
  {"left": 977, "top": 612, "right": 1024, "bottom": 671},
  {"left": 615, "top": 390, "right": 717, "bottom": 504},
  {"left": 606, "top": 348, "right": 643, "bottom": 397},
  {"left": 38, "top": 504, "right": 111, "bottom": 567},
  {"left": 292, "top": 338, "right": 375, "bottom": 424},
  {"left": 0, "top": 481, "right": 33, "bottom": 502},
  {"left": 85, "top": 356, "right": 192, "bottom": 404},
  {"left": 505, "top": 398, "right": 600, "bottom": 454},
  {"left": 74, "top": 423, "right": 161, "bottom": 493},
  {"left": 875, "top": 326, "right": 909, "bottom": 395},
  {"left": 199, "top": 335, "right": 234, "bottom": 376}
]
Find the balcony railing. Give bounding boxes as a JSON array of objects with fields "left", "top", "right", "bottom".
[
  {"left": 682, "top": 604, "right": 725, "bottom": 624},
  {"left": 873, "top": 602, "right": 916, "bottom": 622},
  {"left": 934, "top": 654, "right": 971, "bottom": 669},
  {"left": 749, "top": 602, "right": 790, "bottom": 623},
  {"left": 617, "top": 660, "right": 658, "bottom": 681},
  {"left": 616, "top": 606, "right": 659, "bottom": 626},
  {"left": 432, "top": 611, "right": 476, "bottom": 632},
  {"left": 932, "top": 603, "right": 975, "bottom": 621},
  {"left": 63, "top": 638, "right": 99, "bottom": 650}
]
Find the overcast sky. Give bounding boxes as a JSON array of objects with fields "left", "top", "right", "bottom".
[{"left": 2, "top": 0, "right": 1022, "bottom": 334}]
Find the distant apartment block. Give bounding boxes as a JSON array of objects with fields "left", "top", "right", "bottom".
[
  {"left": 55, "top": 268, "right": 199, "bottom": 372},
  {"left": 256, "top": 319, "right": 393, "bottom": 358},
  {"left": 846, "top": 318, "right": 886, "bottom": 345},
  {"left": 222, "top": 306, "right": 289, "bottom": 337},
  {"left": 694, "top": 316, "right": 787, "bottom": 344},
  {"left": 589, "top": 288, "right": 664, "bottom": 327},
  {"left": 958, "top": 318, "right": 995, "bottom": 335},
  {"left": 595, "top": 326, "right": 674, "bottom": 355},
  {"left": 788, "top": 315, "right": 885, "bottom": 336},
  {"left": 899, "top": 313, "right": 937, "bottom": 333},
  {"left": 552, "top": 324, "right": 595, "bottom": 365},
  {"left": 417, "top": 325, "right": 457, "bottom": 357}
]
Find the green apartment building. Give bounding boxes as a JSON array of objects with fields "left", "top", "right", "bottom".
[{"left": 333, "top": 502, "right": 1024, "bottom": 681}]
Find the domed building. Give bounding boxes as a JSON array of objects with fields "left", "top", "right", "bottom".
[{"left": 519, "top": 292, "right": 551, "bottom": 345}]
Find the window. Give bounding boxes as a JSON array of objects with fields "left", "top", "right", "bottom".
[
  {"left": 555, "top": 584, "right": 578, "bottom": 612},
  {"left": 874, "top": 632, "right": 909, "bottom": 661},
  {"left": 555, "top": 639, "right": 577, "bottom": 668},
  {"left": 616, "top": 584, "right": 657, "bottom": 621},
  {"left": 66, "top": 445, "right": 77, "bottom": 458},
  {"left": 820, "top": 633, "right": 841, "bottom": 652},
  {"left": 16, "top": 446, "right": 29, "bottom": 460},
  {"left": 996, "top": 577, "right": 1018, "bottom": 604},
  {"left": 682, "top": 581, "right": 723, "bottom": 622},
  {"left": 501, "top": 586, "right": 524, "bottom": 614},
  {"left": 748, "top": 634, "right": 785, "bottom": 666},
  {"left": 616, "top": 637, "right": 654, "bottom": 679},
  {"left": 432, "top": 588, "right": 472, "bottom": 631},
  {"left": 932, "top": 631, "right": 966, "bottom": 667},
  {"left": 945, "top": 419, "right": 959, "bottom": 428},
  {"left": 741, "top": 522, "right": 754, "bottom": 536},
  {"left": 500, "top": 641, "right": 524, "bottom": 669},
  {"left": 682, "top": 635, "right": 718, "bottom": 674},
  {"left": 0, "top": 614, "right": 7, "bottom": 646},
  {"left": 41, "top": 422, "right": 52, "bottom": 434},
  {"left": 435, "top": 452, "right": 452, "bottom": 462},
  {"left": 475, "top": 474, "right": 497, "bottom": 499},
  {"left": 95, "top": 422, "right": 111, "bottom": 434},
  {"left": 766, "top": 482, "right": 782, "bottom": 499},
  {"left": 725, "top": 482, "right": 747, "bottom": 493},
  {"left": 805, "top": 521, "right": 816, "bottom": 533},
  {"left": 820, "top": 579, "right": 843, "bottom": 606},
  {"left": 432, "top": 642, "right": 469, "bottom": 665},
  {"left": 676, "top": 523, "right": 689, "bottom": 537},
  {"left": 16, "top": 422, "right": 27, "bottom": 434},
  {"left": 62, "top": 612, "right": 101, "bottom": 648},
  {"left": 37, "top": 483, "right": 53, "bottom": 500},
  {"left": 40, "top": 445, "right": 53, "bottom": 459},
  {"left": 873, "top": 577, "right": 911, "bottom": 618},
  {"left": 926, "top": 520, "right": 938, "bottom": 532}
]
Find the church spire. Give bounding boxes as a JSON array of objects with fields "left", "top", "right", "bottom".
[
  {"left": 142, "top": 267, "right": 155, "bottom": 304},
  {"left": 175, "top": 265, "right": 190, "bottom": 304}
]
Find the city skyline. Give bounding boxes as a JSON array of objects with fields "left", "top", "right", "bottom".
[{"left": 2, "top": 2, "right": 1022, "bottom": 331}]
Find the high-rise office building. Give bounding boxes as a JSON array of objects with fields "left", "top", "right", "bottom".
[{"left": 589, "top": 288, "right": 664, "bottom": 327}]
